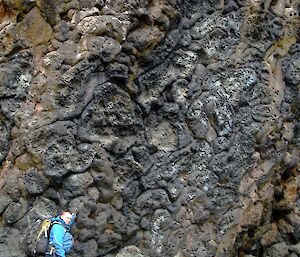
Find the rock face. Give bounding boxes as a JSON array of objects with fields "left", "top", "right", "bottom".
[{"left": 0, "top": 0, "right": 299, "bottom": 257}]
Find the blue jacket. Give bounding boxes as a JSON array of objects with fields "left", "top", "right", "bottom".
[{"left": 49, "top": 214, "right": 76, "bottom": 257}]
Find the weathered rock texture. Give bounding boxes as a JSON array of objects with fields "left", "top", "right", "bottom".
[{"left": 0, "top": 0, "right": 299, "bottom": 257}]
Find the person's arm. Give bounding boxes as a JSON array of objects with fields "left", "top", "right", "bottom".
[
  {"left": 69, "top": 213, "right": 76, "bottom": 227},
  {"left": 69, "top": 208, "right": 78, "bottom": 227},
  {"left": 50, "top": 224, "right": 66, "bottom": 257}
]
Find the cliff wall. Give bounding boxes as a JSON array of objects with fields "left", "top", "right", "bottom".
[{"left": 0, "top": 0, "right": 299, "bottom": 257}]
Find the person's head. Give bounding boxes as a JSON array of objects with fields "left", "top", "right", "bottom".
[{"left": 61, "top": 211, "right": 72, "bottom": 225}]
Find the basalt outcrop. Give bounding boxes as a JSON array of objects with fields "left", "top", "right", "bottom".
[{"left": 0, "top": 0, "right": 299, "bottom": 257}]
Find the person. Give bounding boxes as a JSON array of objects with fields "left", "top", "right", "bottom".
[{"left": 45, "top": 210, "right": 77, "bottom": 257}]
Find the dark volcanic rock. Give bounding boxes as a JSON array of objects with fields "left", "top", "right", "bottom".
[
  {"left": 24, "top": 168, "right": 49, "bottom": 195},
  {"left": 0, "top": 0, "right": 299, "bottom": 257}
]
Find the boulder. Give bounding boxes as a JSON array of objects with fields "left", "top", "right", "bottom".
[
  {"left": 3, "top": 200, "right": 27, "bottom": 224},
  {"left": 24, "top": 168, "right": 49, "bottom": 195},
  {"left": 62, "top": 172, "right": 94, "bottom": 199},
  {"left": 263, "top": 242, "right": 289, "bottom": 257},
  {"left": 116, "top": 246, "right": 144, "bottom": 257},
  {"left": 17, "top": 7, "right": 53, "bottom": 46},
  {"left": 79, "top": 35, "right": 122, "bottom": 62}
]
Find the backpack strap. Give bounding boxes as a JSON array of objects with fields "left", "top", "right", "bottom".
[
  {"left": 49, "top": 221, "right": 67, "bottom": 238},
  {"left": 50, "top": 221, "right": 66, "bottom": 232},
  {"left": 51, "top": 221, "right": 62, "bottom": 226}
]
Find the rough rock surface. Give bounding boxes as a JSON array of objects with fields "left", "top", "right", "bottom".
[{"left": 0, "top": 0, "right": 299, "bottom": 257}]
